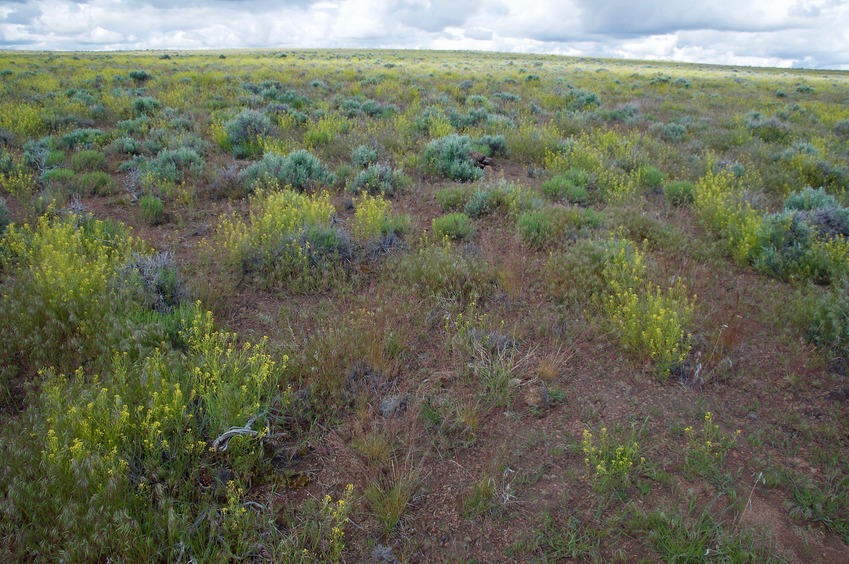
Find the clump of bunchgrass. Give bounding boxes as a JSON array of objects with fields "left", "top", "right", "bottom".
[
  {"left": 138, "top": 194, "right": 165, "bottom": 225},
  {"left": 432, "top": 212, "right": 474, "bottom": 241}
]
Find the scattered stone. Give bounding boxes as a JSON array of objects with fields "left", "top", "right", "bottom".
[
  {"left": 467, "top": 328, "right": 515, "bottom": 353},
  {"left": 371, "top": 544, "right": 399, "bottom": 564},
  {"left": 508, "top": 378, "right": 522, "bottom": 389},
  {"left": 747, "top": 412, "right": 759, "bottom": 420},
  {"left": 826, "top": 387, "right": 849, "bottom": 402},
  {"left": 192, "top": 223, "right": 210, "bottom": 237},
  {"left": 524, "top": 384, "right": 550, "bottom": 411},
  {"left": 379, "top": 394, "right": 408, "bottom": 418},
  {"left": 469, "top": 151, "right": 494, "bottom": 169},
  {"left": 345, "top": 362, "right": 389, "bottom": 399}
]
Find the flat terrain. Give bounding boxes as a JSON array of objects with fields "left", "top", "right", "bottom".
[{"left": 1, "top": 49, "right": 848, "bottom": 562}]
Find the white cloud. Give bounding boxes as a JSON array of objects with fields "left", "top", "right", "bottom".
[{"left": 0, "top": 0, "right": 847, "bottom": 69}]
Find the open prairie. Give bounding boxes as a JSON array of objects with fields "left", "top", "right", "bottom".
[{"left": 1, "top": 49, "right": 849, "bottom": 561}]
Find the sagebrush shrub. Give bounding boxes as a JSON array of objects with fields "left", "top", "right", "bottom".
[
  {"left": 351, "top": 144, "right": 379, "bottom": 168},
  {"left": 240, "top": 150, "right": 334, "bottom": 192},
  {"left": 144, "top": 147, "right": 204, "bottom": 183},
  {"left": 745, "top": 112, "right": 790, "bottom": 144},
  {"left": 224, "top": 109, "right": 275, "bottom": 158},
  {"left": 473, "top": 134, "right": 508, "bottom": 157},
  {"left": 784, "top": 187, "right": 838, "bottom": 211},
  {"left": 348, "top": 164, "right": 409, "bottom": 197},
  {"left": 58, "top": 128, "right": 105, "bottom": 150},
  {"left": 132, "top": 96, "right": 161, "bottom": 116},
  {"left": 834, "top": 119, "right": 849, "bottom": 141},
  {"left": 423, "top": 134, "right": 483, "bottom": 182}
]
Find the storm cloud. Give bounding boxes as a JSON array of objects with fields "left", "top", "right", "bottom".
[{"left": 0, "top": 0, "right": 847, "bottom": 69}]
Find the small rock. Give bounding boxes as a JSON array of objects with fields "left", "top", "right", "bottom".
[
  {"left": 747, "top": 412, "right": 758, "bottom": 420},
  {"left": 508, "top": 378, "right": 522, "bottom": 389},
  {"left": 525, "top": 384, "right": 550, "bottom": 411},
  {"left": 468, "top": 328, "right": 515, "bottom": 353},
  {"left": 379, "top": 395, "right": 408, "bottom": 418},
  {"left": 826, "top": 387, "right": 849, "bottom": 402},
  {"left": 371, "top": 544, "right": 399, "bottom": 564}
]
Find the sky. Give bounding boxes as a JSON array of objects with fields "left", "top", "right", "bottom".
[{"left": 1, "top": 0, "right": 848, "bottom": 70}]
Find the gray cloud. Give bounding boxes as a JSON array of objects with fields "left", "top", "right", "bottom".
[{"left": 0, "top": 0, "right": 846, "bottom": 69}]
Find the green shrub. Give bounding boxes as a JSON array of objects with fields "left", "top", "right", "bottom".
[
  {"left": 394, "top": 238, "right": 497, "bottom": 303},
  {"left": 436, "top": 185, "right": 474, "bottom": 211},
  {"left": 803, "top": 281, "right": 849, "bottom": 355},
  {"left": 423, "top": 134, "right": 483, "bottom": 182},
  {"left": 546, "top": 240, "right": 607, "bottom": 304},
  {"left": 77, "top": 171, "right": 117, "bottom": 195},
  {"left": 58, "top": 128, "right": 105, "bottom": 150},
  {"left": 834, "top": 119, "right": 849, "bottom": 141},
  {"left": 518, "top": 206, "right": 604, "bottom": 248},
  {"left": 348, "top": 164, "right": 409, "bottom": 197},
  {"left": 40, "top": 167, "right": 75, "bottom": 186},
  {"left": 0, "top": 303, "right": 297, "bottom": 561},
  {"left": 224, "top": 109, "right": 275, "bottom": 158},
  {"left": 351, "top": 193, "right": 409, "bottom": 243},
  {"left": 132, "top": 96, "right": 161, "bottom": 116},
  {"left": 139, "top": 194, "right": 165, "bottom": 225},
  {"left": 129, "top": 69, "right": 151, "bottom": 82},
  {"left": 541, "top": 168, "right": 593, "bottom": 204},
  {"left": 432, "top": 212, "right": 474, "bottom": 240},
  {"left": 517, "top": 210, "right": 553, "bottom": 248},
  {"left": 464, "top": 179, "right": 541, "bottom": 218},
  {"left": 663, "top": 180, "right": 695, "bottom": 206},
  {"left": 636, "top": 165, "right": 666, "bottom": 191},
  {"left": 240, "top": 150, "right": 334, "bottom": 192},
  {"left": 0, "top": 197, "right": 10, "bottom": 234},
  {"left": 70, "top": 150, "right": 106, "bottom": 172},
  {"left": 745, "top": 112, "right": 790, "bottom": 144}
]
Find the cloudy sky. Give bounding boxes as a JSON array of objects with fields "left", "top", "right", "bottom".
[{"left": 1, "top": 0, "right": 847, "bottom": 69}]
